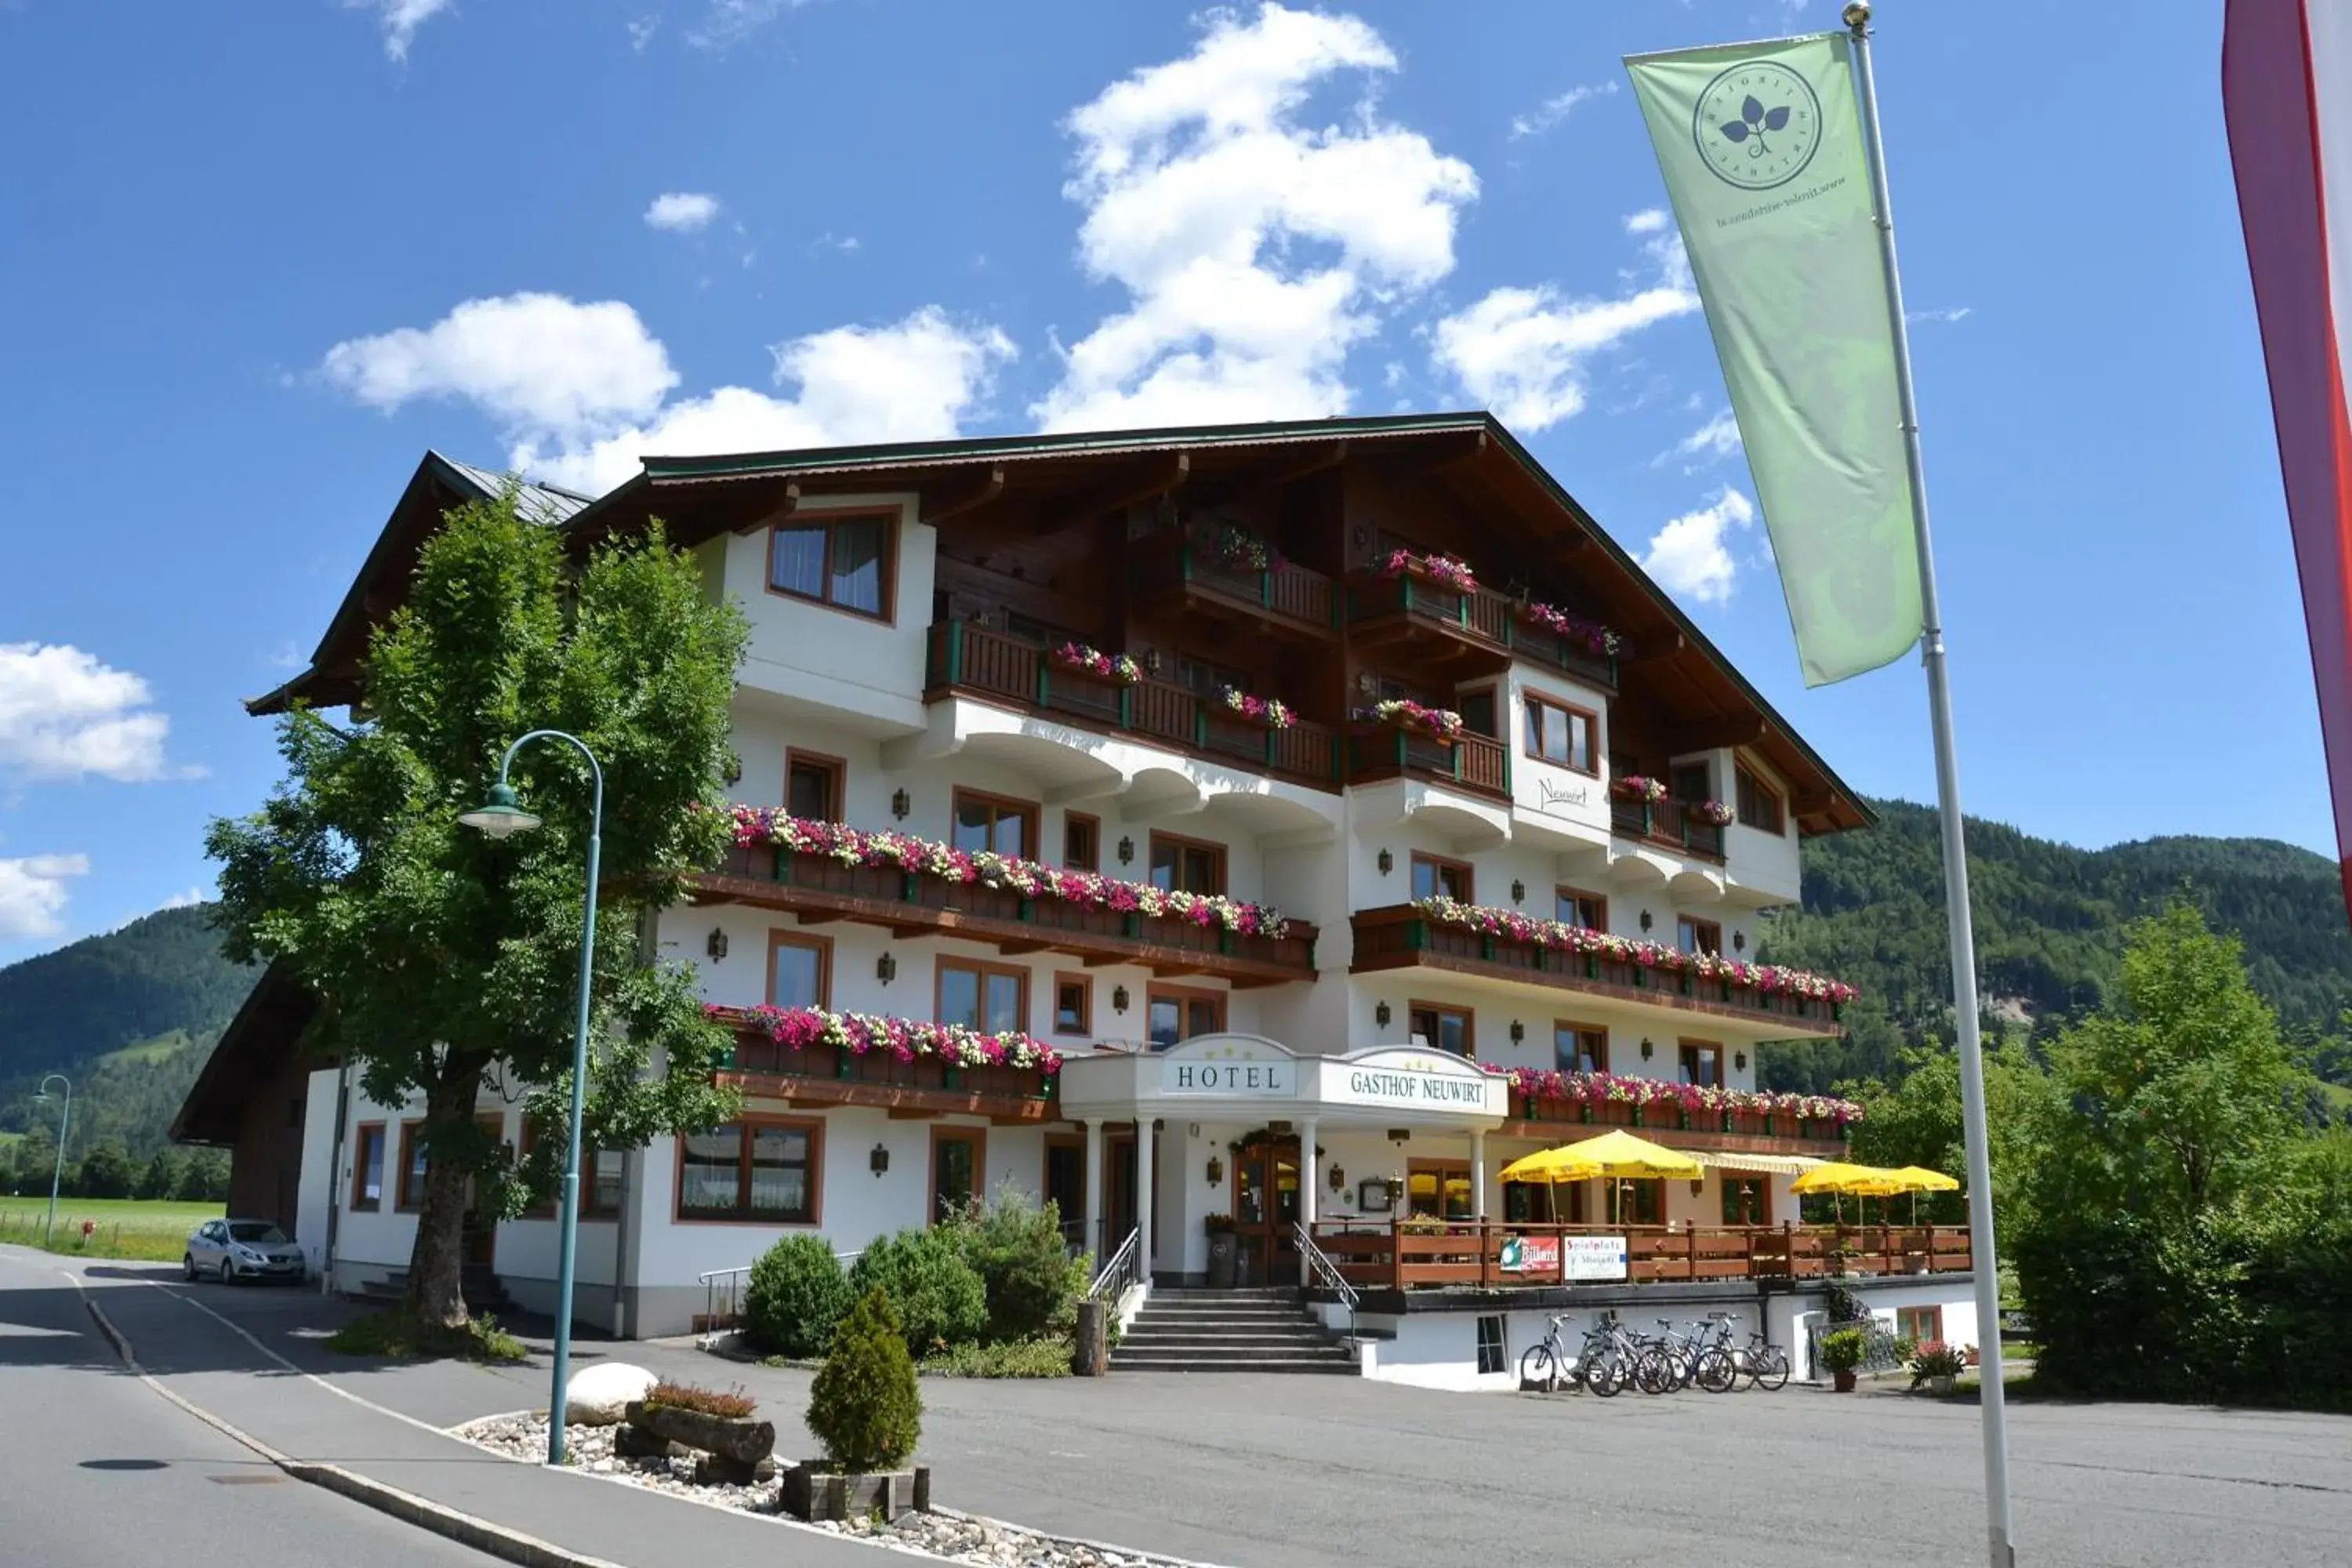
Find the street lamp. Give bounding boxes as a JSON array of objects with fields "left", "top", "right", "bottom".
[
  {"left": 460, "top": 731, "right": 602, "bottom": 1468},
  {"left": 34, "top": 1075, "right": 71, "bottom": 1246}
]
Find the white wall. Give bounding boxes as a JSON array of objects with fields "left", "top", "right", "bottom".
[
  {"left": 721, "top": 493, "right": 934, "bottom": 728},
  {"left": 296, "top": 1065, "right": 341, "bottom": 1276}
]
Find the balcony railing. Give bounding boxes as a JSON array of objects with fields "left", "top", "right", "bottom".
[
  {"left": 1348, "top": 904, "right": 1846, "bottom": 1030},
  {"left": 1131, "top": 535, "right": 1337, "bottom": 640},
  {"left": 704, "top": 840, "right": 1320, "bottom": 986},
  {"left": 1308, "top": 1218, "right": 1972, "bottom": 1293},
  {"left": 925, "top": 620, "right": 1339, "bottom": 789},
  {"left": 1345, "top": 573, "right": 1619, "bottom": 688},
  {"left": 1501, "top": 1088, "right": 1851, "bottom": 1149},
  {"left": 1345, "top": 726, "right": 1510, "bottom": 800},
  {"left": 1609, "top": 796, "right": 1726, "bottom": 861}
]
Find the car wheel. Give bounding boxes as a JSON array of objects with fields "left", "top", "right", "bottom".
[
  {"left": 183, "top": 1254, "right": 197, "bottom": 1282},
  {"left": 219, "top": 1258, "right": 235, "bottom": 1286}
]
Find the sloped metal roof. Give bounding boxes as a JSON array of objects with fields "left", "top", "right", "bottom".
[{"left": 434, "top": 456, "right": 595, "bottom": 526}]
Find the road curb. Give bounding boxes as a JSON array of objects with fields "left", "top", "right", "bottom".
[{"left": 78, "top": 1288, "right": 631, "bottom": 1568}]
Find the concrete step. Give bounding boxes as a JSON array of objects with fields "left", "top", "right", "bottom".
[
  {"left": 1120, "top": 1336, "right": 1344, "bottom": 1353},
  {"left": 1116, "top": 1340, "right": 1355, "bottom": 1363},
  {"left": 1131, "top": 1312, "right": 1318, "bottom": 1328},
  {"left": 1111, "top": 1356, "right": 1357, "bottom": 1374}
]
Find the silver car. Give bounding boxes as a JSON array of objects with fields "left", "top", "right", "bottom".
[{"left": 184, "top": 1219, "right": 305, "bottom": 1285}]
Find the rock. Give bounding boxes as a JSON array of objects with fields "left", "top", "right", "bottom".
[{"left": 564, "top": 1363, "right": 659, "bottom": 1426}]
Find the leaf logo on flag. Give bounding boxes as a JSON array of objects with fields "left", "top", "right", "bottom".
[
  {"left": 1691, "top": 62, "right": 1821, "bottom": 191},
  {"left": 1719, "top": 96, "right": 1793, "bottom": 154}
]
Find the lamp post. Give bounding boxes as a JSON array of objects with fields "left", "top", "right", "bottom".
[
  {"left": 34, "top": 1075, "right": 71, "bottom": 1246},
  {"left": 459, "top": 730, "right": 602, "bottom": 1468}
]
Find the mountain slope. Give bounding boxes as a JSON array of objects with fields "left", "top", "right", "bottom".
[{"left": 1759, "top": 800, "right": 2352, "bottom": 1092}]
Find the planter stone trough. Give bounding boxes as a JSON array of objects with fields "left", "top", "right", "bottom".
[{"left": 781, "top": 1462, "right": 932, "bottom": 1523}]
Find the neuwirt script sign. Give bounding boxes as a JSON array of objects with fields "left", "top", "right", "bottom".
[{"left": 1319, "top": 1050, "right": 1504, "bottom": 1116}]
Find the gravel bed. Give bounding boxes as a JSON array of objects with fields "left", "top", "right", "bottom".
[{"left": 452, "top": 1413, "right": 1200, "bottom": 1568}]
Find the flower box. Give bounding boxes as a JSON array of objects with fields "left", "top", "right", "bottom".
[
  {"left": 1052, "top": 642, "right": 1142, "bottom": 685},
  {"left": 1370, "top": 699, "right": 1465, "bottom": 745},
  {"left": 781, "top": 1463, "right": 931, "bottom": 1524},
  {"left": 1381, "top": 548, "right": 1476, "bottom": 593}
]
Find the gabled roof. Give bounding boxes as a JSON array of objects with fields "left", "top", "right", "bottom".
[{"left": 169, "top": 963, "right": 319, "bottom": 1146}]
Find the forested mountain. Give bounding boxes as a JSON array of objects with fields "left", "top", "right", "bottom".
[
  {"left": 1759, "top": 799, "right": 2352, "bottom": 1093},
  {"left": 0, "top": 906, "right": 254, "bottom": 1161}
]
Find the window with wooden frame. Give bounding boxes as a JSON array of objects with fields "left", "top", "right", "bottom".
[
  {"left": 1523, "top": 692, "right": 1597, "bottom": 773},
  {"left": 950, "top": 789, "right": 1038, "bottom": 860},
  {"left": 518, "top": 1121, "right": 626, "bottom": 1221},
  {"left": 1409, "top": 851, "right": 1474, "bottom": 903},
  {"left": 1607, "top": 1178, "right": 1665, "bottom": 1226},
  {"left": 1406, "top": 1160, "right": 1475, "bottom": 1221},
  {"left": 1505, "top": 1177, "right": 1586, "bottom": 1225},
  {"left": 931, "top": 1126, "right": 985, "bottom": 1221},
  {"left": 1554, "top": 1022, "right": 1608, "bottom": 1076},
  {"left": 1408, "top": 1000, "right": 1474, "bottom": 1058},
  {"left": 351, "top": 1122, "right": 386, "bottom": 1210},
  {"left": 1145, "top": 984, "right": 1225, "bottom": 1051},
  {"left": 938, "top": 958, "right": 1029, "bottom": 1036},
  {"left": 1896, "top": 1305, "right": 1944, "bottom": 1343},
  {"left": 1555, "top": 886, "right": 1606, "bottom": 931},
  {"left": 1457, "top": 684, "right": 1501, "bottom": 742},
  {"left": 1676, "top": 915, "right": 1722, "bottom": 956},
  {"left": 675, "top": 1119, "right": 822, "bottom": 1224},
  {"left": 1720, "top": 1171, "right": 1773, "bottom": 1226},
  {"left": 394, "top": 1120, "right": 430, "bottom": 1211},
  {"left": 1735, "top": 762, "right": 1785, "bottom": 834},
  {"left": 1052, "top": 973, "right": 1092, "bottom": 1037},
  {"left": 1042, "top": 1134, "right": 1086, "bottom": 1242},
  {"left": 768, "top": 509, "right": 895, "bottom": 621},
  {"left": 767, "top": 930, "right": 832, "bottom": 1011},
  {"left": 785, "top": 749, "right": 844, "bottom": 822},
  {"left": 1669, "top": 760, "right": 1712, "bottom": 804},
  {"left": 1148, "top": 831, "right": 1225, "bottom": 895},
  {"left": 1062, "top": 811, "right": 1099, "bottom": 872},
  {"left": 1679, "top": 1040, "right": 1724, "bottom": 1089},
  {"left": 1173, "top": 652, "right": 1248, "bottom": 698}
]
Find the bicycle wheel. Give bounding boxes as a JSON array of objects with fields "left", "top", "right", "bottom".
[
  {"left": 1588, "top": 1350, "right": 1627, "bottom": 1397},
  {"left": 1519, "top": 1343, "right": 1559, "bottom": 1392},
  {"left": 1636, "top": 1348, "right": 1673, "bottom": 1395},
  {"left": 1694, "top": 1346, "right": 1738, "bottom": 1393},
  {"left": 1752, "top": 1347, "right": 1791, "bottom": 1392}
]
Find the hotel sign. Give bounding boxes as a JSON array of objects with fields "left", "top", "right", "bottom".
[
  {"left": 1319, "top": 1050, "right": 1504, "bottom": 1116},
  {"left": 1160, "top": 1059, "right": 1296, "bottom": 1097}
]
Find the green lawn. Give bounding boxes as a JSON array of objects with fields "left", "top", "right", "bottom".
[{"left": 0, "top": 1197, "right": 226, "bottom": 1262}]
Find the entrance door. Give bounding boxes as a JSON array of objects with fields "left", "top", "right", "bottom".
[
  {"left": 1232, "top": 1138, "right": 1301, "bottom": 1286},
  {"left": 462, "top": 1113, "right": 503, "bottom": 1269}
]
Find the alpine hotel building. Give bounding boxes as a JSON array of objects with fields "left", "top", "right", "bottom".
[{"left": 174, "top": 414, "right": 1977, "bottom": 1388}]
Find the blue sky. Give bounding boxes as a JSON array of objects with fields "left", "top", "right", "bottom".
[{"left": 0, "top": 0, "right": 2310, "bottom": 964}]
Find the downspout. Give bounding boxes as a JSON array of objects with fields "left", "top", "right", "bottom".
[{"left": 320, "top": 1054, "right": 351, "bottom": 1297}]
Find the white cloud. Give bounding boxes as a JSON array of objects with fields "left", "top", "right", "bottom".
[
  {"left": 627, "top": 14, "right": 660, "bottom": 52},
  {"left": 0, "top": 854, "right": 88, "bottom": 940},
  {"left": 526, "top": 308, "right": 1016, "bottom": 494},
  {"left": 1509, "top": 80, "right": 1617, "bottom": 140},
  {"left": 1906, "top": 304, "right": 1973, "bottom": 325},
  {"left": 688, "top": 0, "right": 814, "bottom": 51},
  {"left": 353, "top": 0, "right": 453, "bottom": 63},
  {"left": 1624, "top": 208, "right": 1669, "bottom": 234},
  {"left": 156, "top": 886, "right": 209, "bottom": 913},
  {"left": 319, "top": 292, "right": 678, "bottom": 445},
  {"left": 1641, "top": 488, "right": 1756, "bottom": 605},
  {"left": 1033, "top": 2, "right": 1477, "bottom": 431},
  {"left": 1658, "top": 406, "right": 1742, "bottom": 467},
  {"left": 0, "top": 644, "right": 177, "bottom": 782},
  {"left": 1430, "top": 230, "right": 1699, "bottom": 430},
  {"left": 644, "top": 192, "right": 722, "bottom": 233}
]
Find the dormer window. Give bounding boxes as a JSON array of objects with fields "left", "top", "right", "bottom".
[{"left": 769, "top": 510, "right": 893, "bottom": 621}]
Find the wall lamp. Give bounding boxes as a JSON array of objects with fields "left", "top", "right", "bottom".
[
  {"left": 1640, "top": 1037, "right": 1655, "bottom": 1060},
  {"left": 1733, "top": 930, "right": 1746, "bottom": 952},
  {"left": 1112, "top": 985, "right": 1131, "bottom": 1014},
  {"left": 1117, "top": 836, "right": 1136, "bottom": 865},
  {"left": 876, "top": 952, "right": 898, "bottom": 985},
  {"left": 706, "top": 929, "right": 728, "bottom": 961},
  {"left": 1639, "top": 910, "right": 1653, "bottom": 931},
  {"left": 1330, "top": 1164, "right": 1345, "bottom": 1192},
  {"left": 1374, "top": 1000, "right": 1392, "bottom": 1028},
  {"left": 1377, "top": 848, "right": 1394, "bottom": 875},
  {"left": 1735, "top": 1051, "right": 1748, "bottom": 1071},
  {"left": 891, "top": 788, "right": 911, "bottom": 820},
  {"left": 1206, "top": 1155, "right": 1224, "bottom": 1186},
  {"left": 1511, "top": 879, "right": 1526, "bottom": 906},
  {"left": 870, "top": 1144, "right": 890, "bottom": 1176},
  {"left": 1508, "top": 1020, "right": 1525, "bottom": 1044}
]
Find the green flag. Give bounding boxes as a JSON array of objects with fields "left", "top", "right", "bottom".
[{"left": 1626, "top": 33, "right": 1922, "bottom": 686}]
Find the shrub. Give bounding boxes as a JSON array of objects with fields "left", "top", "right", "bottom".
[
  {"left": 1909, "top": 1341, "right": 1967, "bottom": 1384},
  {"left": 646, "top": 1381, "right": 756, "bottom": 1418},
  {"left": 744, "top": 1233, "right": 853, "bottom": 1358},
  {"left": 808, "top": 1288, "right": 922, "bottom": 1471},
  {"left": 946, "top": 1186, "right": 1084, "bottom": 1342},
  {"left": 849, "top": 1227, "right": 988, "bottom": 1354},
  {"left": 1819, "top": 1328, "right": 1866, "bottom": 1373},
  {"left": 919, "top": 1337, "right": 1073, "bottom": 1379}
]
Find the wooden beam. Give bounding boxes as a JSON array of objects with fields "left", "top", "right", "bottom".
[
  {"left": 921, "top": 466, "right": 1005, "bottom": 525},
  {"left": 1239, "top": 441, "right": 1346, "bottom": 494},
  {"left": 1037, "top": 452, "right": 1189, "bottom": 532},
  {"left": 1664, "top": 715, "right": 1770, "bottom": 753},
  {"left": 794, "top": 912, "right": 844, "bottom": 927},
  {"left": 1621, "top": 631, "right": 1688, "bottom": 667},
  {"left": 729, "top": 481, "right": 800, "bottom": 535},
  {"left": 1790, "top": 790, "right": 1837, "bottom": 817},
  {"left": 887, "top": 1106, "right": 939, "bottom": 1120},
  {"left": 996, "top": 939, "right": 1049, "bottom": 956}
]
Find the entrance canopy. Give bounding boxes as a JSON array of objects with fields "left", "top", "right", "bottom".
[{"left": 1058, "top": 1033, "right": 1509, "bottom": 1131}]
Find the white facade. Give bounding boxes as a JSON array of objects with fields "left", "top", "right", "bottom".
[{"left": 299, "top": 487, "right": 1889, "bottom": 1368}]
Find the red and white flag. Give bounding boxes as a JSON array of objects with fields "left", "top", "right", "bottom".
[{"left": 2227, "top": 0, "right": 2352, "bottom": 913}]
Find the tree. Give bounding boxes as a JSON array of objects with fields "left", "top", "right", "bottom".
[
  {"left": 2032, "top": 900, "right": 2309, "bottom": 1221},
  {"left": 1842, "top": 1040, "right": 2056, "bottom": 1229},
  {"left": 176, "top": 1147, "right": 230, "bottom": 1202},
  {"left": 136, "top": 1147, "right": 180, "bottom": 1200},
  {"left": 207, "top": 492, "right": 746, "bottom": 1327},
  {"left": 76, "top": 1138, "right": 135, "bottom": 1200}
]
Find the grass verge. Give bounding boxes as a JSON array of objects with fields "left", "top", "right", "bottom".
[
  {"left": 327, "top": 1307, "right": 528, "bottom": 1363},
  {"left": 0, "top": 1207, "right": 212, "bottom": 1262}
]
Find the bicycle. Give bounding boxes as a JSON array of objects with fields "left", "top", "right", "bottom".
[
  {"left": 1518, "top": 1313, "right": 1577, "bottom": 1393},
  {"left": 1741, "top": 1326, "right": 1791, "bottom": 1391}
]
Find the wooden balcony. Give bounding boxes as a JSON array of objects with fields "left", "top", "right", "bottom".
[
  {"left": 1348, "top": 903, "right": 1846, "bottom": 1034},
  {"left": 698, "top": 840, "right": 1320, "bottom": 988},
  {"left": 924, "top": 620, "right": 1339, "bottom": 791},
  {"left": 1345, "top": 573, "right": 1619, "bottom": 689},
  {"left": 1609, "top": 796, "right": 1726, "bottom": 861},
  {"left": 1345, "top": 725, "right": 1511, "bottom": 801},
  {"left": 1130, "top": 533, "right": 1337, "bottom": 643},
  {"left": 710, "top": 1028, "right": 1059, "bottom": 1123},
  {"left": 1310, "top": 1219, "right": 1972, "bottom": 1293},
  {"left": 1497, "top": 1091, "right": 1849, "bottom": 1155}
]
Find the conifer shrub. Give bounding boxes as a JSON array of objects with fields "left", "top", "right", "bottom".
[
  {"left": 743, "top": 1232, "right": 853, "bottom": 1357},
  {"left": 807, "top": 1288, "right": 923, "bottom": 1472}
]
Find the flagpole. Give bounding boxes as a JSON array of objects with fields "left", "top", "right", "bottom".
[{"left": 1842, "top": 6, "right": 2015, "bottom": 1567}]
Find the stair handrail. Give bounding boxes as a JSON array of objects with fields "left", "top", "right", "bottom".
[
  {"left": 699, "top": 1247, "right": 863, "bottom": 1348},
  {"left": 1087, "top": 1224, "right": 1142, "bottom": 1304},
  {"left": 1293, "top": 1221, "right": 1360, "bottom": 1346}
]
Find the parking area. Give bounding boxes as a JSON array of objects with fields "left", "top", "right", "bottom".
[{"left": 109, "top": 1269, "right": 2352, "bottom": 1568}]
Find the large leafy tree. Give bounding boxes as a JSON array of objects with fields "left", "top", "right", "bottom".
[{"left": 209, "top": 493, "right": 746, "bottom": 1326}]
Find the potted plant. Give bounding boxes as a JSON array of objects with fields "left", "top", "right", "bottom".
[
  {"left": 788, "top": 1289, "right": 929, "bottom": 1522},
  {"left": 1908, "top": 1339, "right": 1965, "bottom": 1396},
  {"left": 1204, "top": 1213, "right": 1238, "bottom": 1289},
  {"left": 1820, "top": 1327, "right": 1866, "bottom": 1392}
]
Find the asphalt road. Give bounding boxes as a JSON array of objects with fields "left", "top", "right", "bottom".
[{"left": 0, "top": 1250, "right": 499, "bottom": 1568}]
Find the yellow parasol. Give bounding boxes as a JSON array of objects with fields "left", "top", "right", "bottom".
[
  {"left": 1497, "top": 1131, "right": 1704, "bottom": 1227},
  {"left": 1875, "top": 1164, "right": 1959, "bottom": 1225},
  {"left": 1789, "top": 1160, "right": 1900, "bottom": 1195}
]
